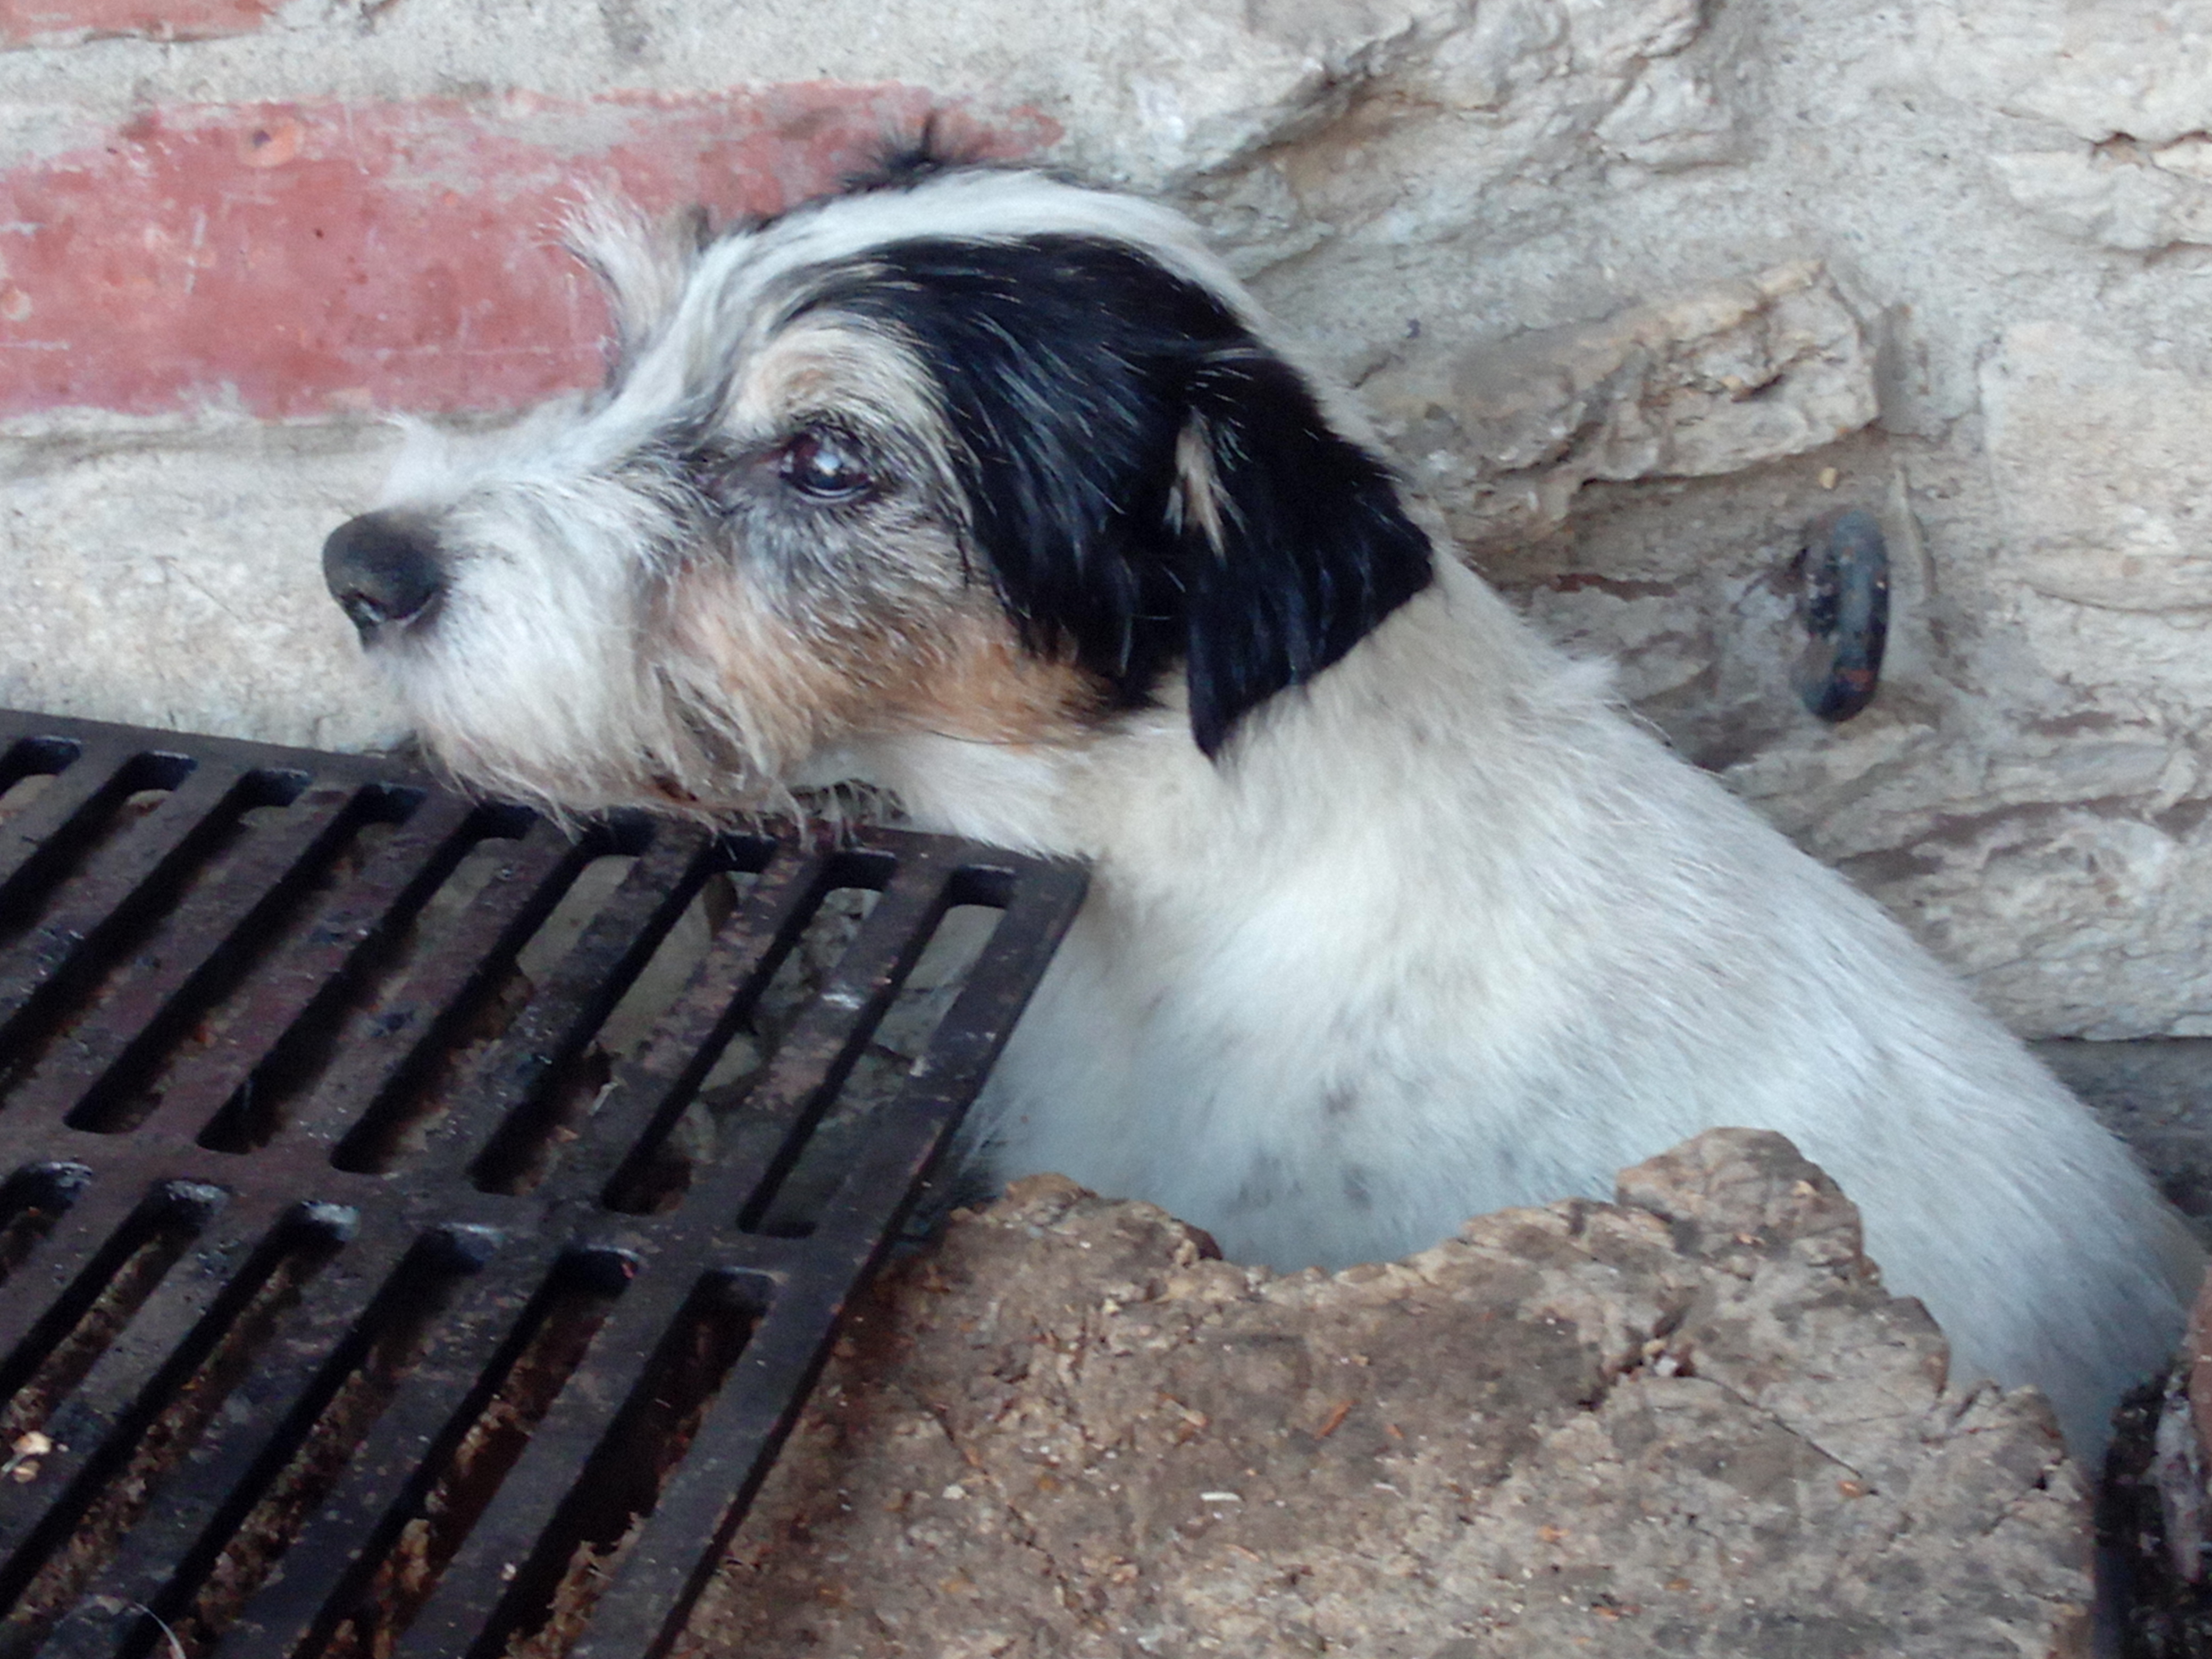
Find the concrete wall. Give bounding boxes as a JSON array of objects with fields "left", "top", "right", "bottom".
[{"left": 2, "top": 0, "right": 2209, "bottom": 1037}]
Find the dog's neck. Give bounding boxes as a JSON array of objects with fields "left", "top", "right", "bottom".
[{"left": 845, "top": 556, "right": 1567, "bottom": 874}]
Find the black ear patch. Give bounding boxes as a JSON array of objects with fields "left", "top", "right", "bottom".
[
  {"left": 1171, "top": 350, "right": 1435, "bottom": 755},
  {"left": 804, "top": 236, "right": 1434, "bottom": 757}
]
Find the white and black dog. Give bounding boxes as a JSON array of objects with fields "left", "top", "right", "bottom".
[{"left": 323, "top": 148, "right": 2201, "bottom": 1454}]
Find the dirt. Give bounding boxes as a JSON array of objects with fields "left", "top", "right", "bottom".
[{"left": 674, "top": 1130, "right": 2094, "bottom": 1659}]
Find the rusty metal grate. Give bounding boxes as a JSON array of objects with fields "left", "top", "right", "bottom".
[{"left": 0, "top": 707, "right": 1086, "bottom": 1659}]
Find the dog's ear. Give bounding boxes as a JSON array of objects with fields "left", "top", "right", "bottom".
[
  {"left": 562, "top": 194, "right": 709, "bottom": 375},
  {"left": 1167, "top": 353, "right": 1434, "bottom": 757}
]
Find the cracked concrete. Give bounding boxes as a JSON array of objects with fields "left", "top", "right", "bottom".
[{"left": 675, "top": 1129, "right": 2090, "bottom": 1658}]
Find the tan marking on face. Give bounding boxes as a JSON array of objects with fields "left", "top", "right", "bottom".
[
  {"left": 661, "top": 565, "right": 858, "bottom": 777},
  {"left": 893, "top": 612, "right": 1103, "bottom": 748},
  {"left": 725, "top": 314, "right": 942, "bottom": 439},
  {"left": 665, "top": 559, "right": 1101, "bottom": 778}
]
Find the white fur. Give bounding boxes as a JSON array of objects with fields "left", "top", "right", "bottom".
[{"left": 860, "top": 561, "right": 2200, "bottom": 1455}]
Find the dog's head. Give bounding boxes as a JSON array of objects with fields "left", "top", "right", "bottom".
[{"left": 323, "top": 154, "right": 1434, "bottom": 816}]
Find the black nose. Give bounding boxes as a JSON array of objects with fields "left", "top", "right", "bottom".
[{"left": 323, "top": 512, "right": 446, "bottom": 639}]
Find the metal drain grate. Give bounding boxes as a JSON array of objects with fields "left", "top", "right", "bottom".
[{"left": 0, "top": 708, "right": 1086, "bottom": 1659}]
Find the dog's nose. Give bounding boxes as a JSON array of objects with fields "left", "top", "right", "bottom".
[{"left": 323, "top": 512, "right": 446, "bottom": 639}]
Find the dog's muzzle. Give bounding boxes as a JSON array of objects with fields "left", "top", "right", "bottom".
[{"left": 323, "top": 511, "right": 446, "bottom": 640}]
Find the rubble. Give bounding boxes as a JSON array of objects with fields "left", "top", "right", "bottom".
[{"left": 679, "top": 1130, "right": 2092, "bottom": 1658}]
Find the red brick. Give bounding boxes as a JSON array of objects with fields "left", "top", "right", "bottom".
[
  {"left": 0, "top": 89, "right": 1054, "bottom": 417},
  {"left": 0, "top": 0, "right": 274, "bottom": 47}
]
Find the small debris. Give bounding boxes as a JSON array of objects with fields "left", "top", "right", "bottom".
[{"left": 1, "top": 1431, "right": 54, "bottom": 1483}]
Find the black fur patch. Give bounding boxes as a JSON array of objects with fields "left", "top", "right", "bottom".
[{"left": 800, "top": 236, "right": 1434, "bottom": 756}]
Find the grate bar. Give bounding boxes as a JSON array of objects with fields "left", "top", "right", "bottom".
[
  {"left": 28, "top": 1210, "right": 433, "bottom": 1659},
  {"left": 826, "top": 858, "right": 1087, "bottom": 1218},
  {"left": 148, "top": 792, "right": 489, "bottom": 1154},
  {"left": 287, "top": 823, "right": 590, "bottom": 1162},
  {"left": 386, "top": 1251, "right": 713, "bottom": 1659},
  {"left": 0, "top": 740, "right": 149, "bottom": 916},
  {"left": 566, "top": 1252, "right": 858, "bottom": 1659},
  {"left": 0, "top": 1192, "right": 309, "bottom": 1588},
  {"left": 0, "top": 1164, "right": 93, "bottom": 1309},
  {"left": 2, "top": 784, "right": 372, "bottom": 1137},
  {"left": 574, "top": 865, "right": 1083, "bottom": 1659},
  {"left": 693, "top": 845, "right": 956, "bottom": 1236},
  {"left": 583, "top": 844, "right": 829, "bottom": 1214},
  {"left": 207, "top": 1239, "right": 580, "bottom": 1659},
  {"left": 807, "top": 870, "right": 1079, "bottom": 1250},
  {"left": 0, "top": 1179, "right": 217, "bottom": 1438},
  {"left": 440, "top": 822, "right": 727, "bottom": 1191},
  {"left": 0, "top": 764, "right": 279, "bottom": 1055}
]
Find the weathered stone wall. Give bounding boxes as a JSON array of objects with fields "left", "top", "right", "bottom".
[{"left": 2, "top": 0, "right": 2208, "bottom": 1037}]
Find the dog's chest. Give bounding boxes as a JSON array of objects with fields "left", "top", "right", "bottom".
[{"left": 968, "top": 842, "right": 1620, "bottom": 1270}]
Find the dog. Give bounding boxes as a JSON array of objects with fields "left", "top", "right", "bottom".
[{"left": 322, "top": 146, "right": 2201, "bottom": 1455}]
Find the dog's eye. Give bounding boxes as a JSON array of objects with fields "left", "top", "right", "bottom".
[{"left": 777, "top": 428, "right": 874, "bottom": 501}]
